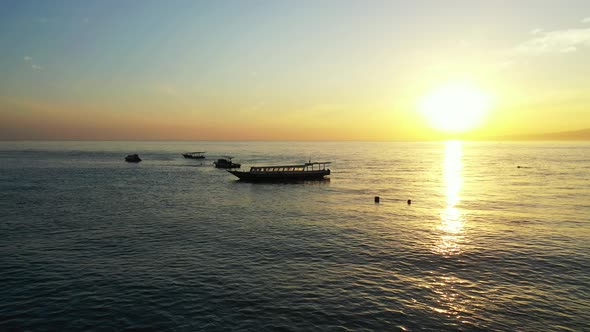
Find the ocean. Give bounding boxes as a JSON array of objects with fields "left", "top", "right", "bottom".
[{"left": 1, "top": 140, "right": 588, "bottom": 331}]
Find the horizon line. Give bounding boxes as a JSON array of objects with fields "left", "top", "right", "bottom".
[{"left": 1, "top": 138, "right": 589, "bottom": 142}]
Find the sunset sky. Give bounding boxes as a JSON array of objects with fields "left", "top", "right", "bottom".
[{"left": 1, "top": 0, "right": 590, "bottom": 140}]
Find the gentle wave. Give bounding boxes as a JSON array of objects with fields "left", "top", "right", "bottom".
[{"left": 1, "top": 141, "right": 589, "bottom": 331}]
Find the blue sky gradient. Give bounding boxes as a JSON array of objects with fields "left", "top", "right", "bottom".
[{"left": 1, "top": 1, "right": 590, "bottom": 139}]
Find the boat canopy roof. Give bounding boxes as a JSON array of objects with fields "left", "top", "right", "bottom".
[
  {"left": 252, "top": 162, "right": 331, "bottom": 168},
  {"left": 185, "top": 151, "right": 205, "bottom": 154},
  {"left": 305, "top": 161, "right": 331, "bottom": 166}
]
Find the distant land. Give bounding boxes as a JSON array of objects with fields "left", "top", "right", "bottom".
[{"left": 484, "top": 128, "right": 590, "bottom": 141}]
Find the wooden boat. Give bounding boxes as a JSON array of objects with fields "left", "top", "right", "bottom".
[
  {"left": 182, "top": 151, "right": 205, "bottom": 159},
  {"left": 228, "top": 162, "right": 330, "bottom": 182},
  {"left": 125, "top": 154, "right": 142, "bottom": 162},
  {"left": 214, "top": 156, "right": 241, "bottom": 169}
]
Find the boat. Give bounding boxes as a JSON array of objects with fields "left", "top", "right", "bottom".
[
  {"left": 182, "top": 151, "right": 205, "bottom": 159},
  {"left": 228, "top": 162, "right": 331, "bottom": 182},
  {"left": 125, "top": 154, "right": 142, "bottom": 162},
  {"left": 214, "top": 156, "right": 241, "bottom": 169}
]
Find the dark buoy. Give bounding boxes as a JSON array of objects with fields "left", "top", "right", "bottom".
[
  {"left": 407, "top": 199, "right": 412, "bottom": 205},
  {"left": 125, "top": 154, "right": 142, "bottom": 162},
  {"left": 517, "top": 165, "right": 521, "bottom": 168},
  {"left": 374, "top": 196, "right": 380, "bottom": 204}
]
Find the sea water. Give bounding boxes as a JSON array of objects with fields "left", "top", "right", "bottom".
[{"left": 1, "top": 141, "right": 588, "bottom": 331}]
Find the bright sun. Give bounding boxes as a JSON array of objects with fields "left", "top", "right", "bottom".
[{"left": 419, "top": 82, "right": 491, "bottom": 133}]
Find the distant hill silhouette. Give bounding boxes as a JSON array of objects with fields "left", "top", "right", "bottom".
[{"left": 500, "top": 128, "right": 590, "bottom": 140}]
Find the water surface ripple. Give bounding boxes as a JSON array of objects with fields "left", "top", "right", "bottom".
[{"left": 1, "top": 141, "right": 589, "bottom": 331}]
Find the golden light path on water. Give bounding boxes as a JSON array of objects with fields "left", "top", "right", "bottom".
[
  {"left": 436, "top": 140, "right": 465, "bottom": 256},
  {"left": 430, "top": 140, "right": 470, "bottom": 320}
]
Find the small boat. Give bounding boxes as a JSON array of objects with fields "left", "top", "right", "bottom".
[
  {"left": 125, "top": 154, "right": 142, "bottom": 162},
  {"left": 214, "top": 156, "right": 241, "bottom": 169},
  {"left": 182, "top": 151, "right": 205, "bottom": 159},
  {"left": 228, "top": 162, "right": 331, "bottom": 182}
]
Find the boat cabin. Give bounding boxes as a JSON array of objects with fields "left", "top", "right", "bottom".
[
  {"left": 214, "top": 156, "right": 241, "bottom": 168},
  {"left": 250, "top": 162, "right": 331, "bottom": 173}
]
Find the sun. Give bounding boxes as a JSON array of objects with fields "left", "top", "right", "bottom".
[{"left": 419, "top": 82, "right": 492, "bottom": 133}]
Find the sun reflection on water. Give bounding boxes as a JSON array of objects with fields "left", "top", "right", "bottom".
[
  {"left": 434, "top": 140, "right": 465, "bottom": 256},
  {"left": 429, "top": 141, "right": 470, "bottom": 319}
]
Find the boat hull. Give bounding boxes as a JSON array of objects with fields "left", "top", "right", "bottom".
[
  {"left": 215, "top": 163, "right": 241, "bottom": 169},
  {"left": 228, "top": 169, "right": 330, "bottom": 182}
]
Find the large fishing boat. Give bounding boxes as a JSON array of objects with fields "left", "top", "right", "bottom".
[{"left": 228, "top": 162, "right": 331, "bottom": 181}]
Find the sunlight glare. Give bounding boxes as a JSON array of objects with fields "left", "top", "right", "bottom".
[{"left": 419, "top": 82, "right": 491, "bottom": 133}]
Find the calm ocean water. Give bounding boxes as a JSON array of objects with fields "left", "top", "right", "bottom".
[{"left": 1, "top": 141, "right": 589, "bottom": 331}]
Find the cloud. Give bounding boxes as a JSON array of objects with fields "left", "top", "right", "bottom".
[
  {"left": 24, "top": 56, "right": 32, "bottom": 61},
  {"left": 582, "top": 17, "right": 590, "bottom": 23},
  {"left": 31, "top": 64, "right": 42, "bottom": 70},
  {"left": 530, "top": 28, "right": 543, "bottom": 35},
  {"left": 513, "top": 28, "right": 590, "bottom": 54}
]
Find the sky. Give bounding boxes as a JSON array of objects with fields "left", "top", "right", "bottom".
[{"left": 1, "top": 0, "right": 590, "bottom": 140}]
